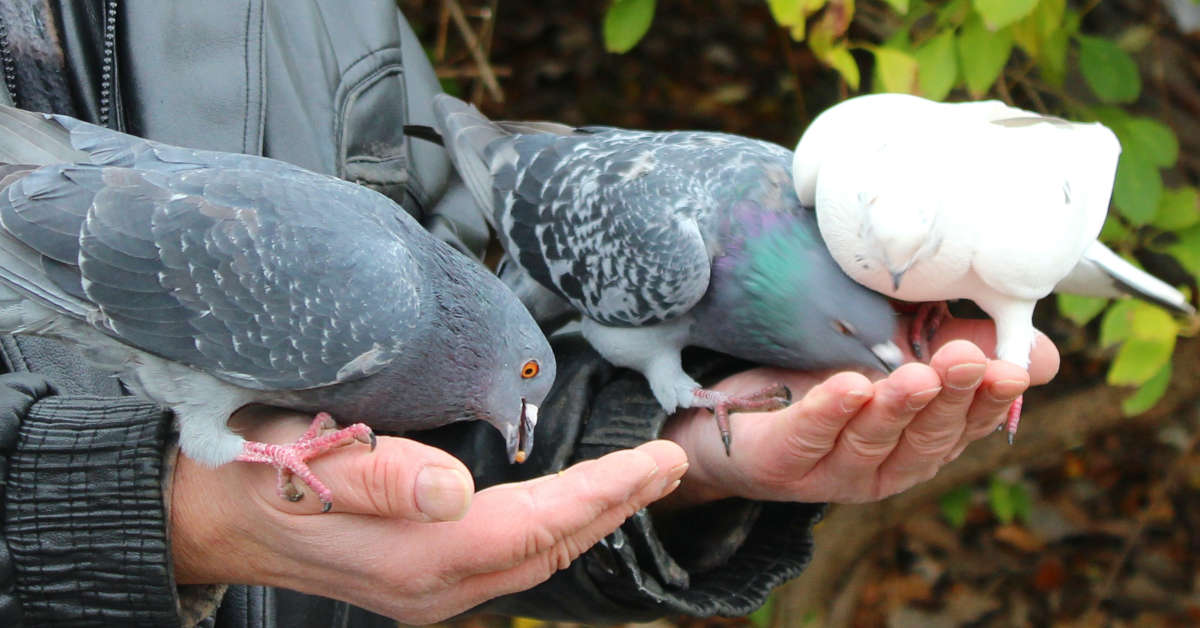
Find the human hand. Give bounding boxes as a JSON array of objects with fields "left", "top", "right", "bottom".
[
  {"left": 171, "top": 408, "right": 688, "bottom": 624},
  {"left": 659, "top": 317, "right": 1059, "bottom": 508}
]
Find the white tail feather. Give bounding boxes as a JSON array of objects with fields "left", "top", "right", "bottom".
[{"left": 1056, "top": 241, "right": 1195, "bottom": 315}]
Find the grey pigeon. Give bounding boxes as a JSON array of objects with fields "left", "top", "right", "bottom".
[
  {"left": 432, "top": 94, "right": 903, "bottom": 454},
  {"left": 0, "top": 105, "right": 554, "bottom": 510}
]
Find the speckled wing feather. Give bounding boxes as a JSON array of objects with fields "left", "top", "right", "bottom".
[
  {"left": 498, "top": 130, "right": 807, "bottom": 327},
  {"left": 0, "top": 116, "right": 424, "bottom": 390}
]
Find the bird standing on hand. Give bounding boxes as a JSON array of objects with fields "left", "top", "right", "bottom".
[
  {"left": 796, "top": 93, "right": 1193, "bottom": 441},
  {"left": 432, "top": 94, "right": 903, "bottom": 455},
  {"left": 0, "top": 105, "right": 554, "bottom": 511}
]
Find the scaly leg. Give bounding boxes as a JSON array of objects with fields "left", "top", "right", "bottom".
[
  {"left": 693, "top": 384, "right": 793, "bottom": 456},
  {"left": 235, "top": 412, "right": 376, "bottom": 512}
]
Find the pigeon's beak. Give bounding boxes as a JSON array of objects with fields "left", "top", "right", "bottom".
[
  {"left": 890, "top": 270, "right": 906, "bottom": 292},
  {"left": 870, "top": 341, "right": 904, "bottom": 373},
  {"left": 507, "top": 399, "right": 539, "bottom": 464}
]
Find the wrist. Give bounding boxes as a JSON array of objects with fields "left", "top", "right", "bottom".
[{"left": 657, "top": 408, "right": 737, "bottom": 510}]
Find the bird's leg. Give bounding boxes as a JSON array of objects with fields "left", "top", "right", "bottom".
[
  {"left": 691, "top": 384, "right": 793, "bottom": 456},
  {"left": 235, "top": 412, "right": 376, "bottom": 512},
  {"left": 909, "top": 301, "right": 951, "bottom": 361},
  {"left": 1002, "top": 395, "right": 1024, "bottom": 444}
]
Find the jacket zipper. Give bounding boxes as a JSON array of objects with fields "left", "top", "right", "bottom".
[
  {"left": 98, "top": 0, "right": 118, "bottom": 127},
  {"left": 0, "top": 12, "right": 18, "bottom": 103}
]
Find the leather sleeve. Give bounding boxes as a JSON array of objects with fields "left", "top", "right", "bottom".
[
  {"left": 416, "top": 335, "right": 826, "bottom": 623},
  {"left": 0, "top": 373, "right": 180, "bottom": 627}
]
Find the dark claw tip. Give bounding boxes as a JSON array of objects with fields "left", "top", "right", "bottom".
[
  {"left": 1007, "top": 432, "right": 1015, "bottom": 446},
  {"left": 285, "top": 491, "right": 304, "bottom": 503},
  {"left": 721, "top": 432, "right": 733, "bottom": 457},
  {"left": 368, "top": 432, "right": 378, "bottom": 451},
  {"left": 321, "top": 501, "right": 333, "bottom": 513},
  {"left": 781, "top": 385, "right": 793, "bottom": 404}
]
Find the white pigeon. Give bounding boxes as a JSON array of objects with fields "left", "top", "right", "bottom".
[
  {"left": 795, "top": 94, "right": 1194, "bottom": 316},
  {"left": 796, "top": 93, "right": 1192, "bottom": 440}
]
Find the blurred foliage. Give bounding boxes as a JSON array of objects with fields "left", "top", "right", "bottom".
[{"left": 603, "top": 0, "right": 1199, "bottom": 415}]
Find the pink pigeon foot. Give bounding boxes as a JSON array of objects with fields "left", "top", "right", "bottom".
[
  {"left": 1001, "top": 395, "right": 1023, "bottom": 445},
  {"left": 909, "top": 301, "right": 951, "bottom": 361},
  {"left": 693, "top": 383, "right": 793, "bottom": 456},
  {"left": 235, "top": 412, "right": 376, "bottom": 512}
]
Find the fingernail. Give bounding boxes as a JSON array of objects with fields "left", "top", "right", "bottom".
[
  {"left": 841, "top": 390, "right": 871, "bottom": 413},
  {"left": 906, "top": 386, "right": 942, "bottom": 411},
  {"left": 989, "top": 379, "right": 1027, "bottom": 402},
  {"left": 943, "top": 447, "right": 964, "bottom": 463},
  {"left": 415, "top": 466, "right": 472, "bottom": 521},
  {"left": 668, "top": 461, "right": 690, "bottom": 479},
  {"left": 660, "top": 479, "right": 682, "bottom": 497},
  {"left": 658, "top": 462, "right": 689, "bottom": 495},
  {"left": 946, "top": 363, "right": 986, "bottom": 390}
]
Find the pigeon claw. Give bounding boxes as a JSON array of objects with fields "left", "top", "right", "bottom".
[
  {"left": 693, "top": 383, "right": 794, "bottom": 456},
  {"left": 909, "top": 301, "right": 951, "bottom": 362},
  {"left": 235, "top": 413, "right": 376, "bottom": 512}
]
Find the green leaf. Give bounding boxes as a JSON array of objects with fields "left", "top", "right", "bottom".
[
  {"left": 915, "top": 30, "right": 958, "bottom": 100},
  {"left": 748, "top": 593, "right": 776, "bottom": 628},
  {"left": 603, "top": 0, "right": 657, "bottom": 53},
  {"left": 1057, "top": 293, "right": 1109, "bottom": 327},
  {"left": 957, "top": 15, "right": 1013, "bottom": 97},
  {"left": 1108, "top": 337, "right": 1174, "bottom": 386},
  {"left": 972, "top": 0, "right": 1039, "bottom": 30},
  {"left": 1122, "top": 117, "right": 1179, "bottom": 168},
  {"left": 1077, "top": 34, "right": 1141, "bottom": 103},
  {"left": 1038, "top": 29, "right": 1069, "bottom": 86},
  {"left": 1130, "top": 302, "right": 1178, "bottom": 342},
  {"left": 939, "top": 485, "right": 972, "bottom": 528},
  {"left": 767, "top": 0, "right": 809, "bottom": 39},
  {"left": 1099, "top": 214, "right": 1133, "bottom": 245},
  {"left": 871, "top": 46, "right": 920, "bottom": 93},
  {"left": 1107, "top": 304, "right": 1177, "bottom": 387},
  {"left": 1011, "top": 482, "right": 1032, "bottom": 523},
  {"left": 1099, "top": 299, "right": 1137, "bottom": 348},
  {"left": 1122, "top": 359, "right": 1171, "bottom": 415},
  {"left": 1112, "top": 151, "right": 1164, "bottom": 225},
  {"left": 1167, "top": 224, "right": 1200, "bottom": 281},
  {"left": 825, "top": 45, "right": 861, "bottom": 89},
  {"left": 988, "top": 476, "right": 1017, "bottom": 524},
  {"left": 882, "top": 0, "right": 909, "bottom": 13},
  {"left": 1154, "top": 187, "right": 1200, "bottom": 231}
]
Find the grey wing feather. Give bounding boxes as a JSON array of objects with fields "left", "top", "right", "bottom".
[
  {"left": 434, "top": 95, "right": 716, "bottom": 326},
  {"left": 0, "top": 118, "right": 426, "bottom": 390}
]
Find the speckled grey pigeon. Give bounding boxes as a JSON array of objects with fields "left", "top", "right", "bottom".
[
  {"left": 0, "top": 104, "right": 554, "bottom": 510},
  {"left": 432, "top": 94, "right": 902, "bottom": 454}
]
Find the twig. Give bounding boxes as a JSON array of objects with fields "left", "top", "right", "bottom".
[
  {"left": 444, "top": 0, "right": 504, "bottom": 103},
  {"left": 1081, "top": 406, "right": 1200, "bottom": 623},
  {"left": 436, "top": 65, "right": 512, "bottom": 78},
  {"left": 435, "top": 0, "right": 450, "bottom": 62},
  {"left": 995, "top": 71, "right": 1014, "bottom": 106},
  {"left": 470, "top": 0, "right": 499, "bottom": 104}
]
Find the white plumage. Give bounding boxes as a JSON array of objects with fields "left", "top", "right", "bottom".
[{"left": 795, "top": 93, "right": 1192, "bottom": 438}]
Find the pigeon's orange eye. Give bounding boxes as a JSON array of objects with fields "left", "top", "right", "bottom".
[{"left": 521, "top": 360, "right": 540, "bottom": 379}]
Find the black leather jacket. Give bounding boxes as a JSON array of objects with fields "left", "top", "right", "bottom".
[{"left": 0, "top": 2, "right": 824, "bottom": 626}]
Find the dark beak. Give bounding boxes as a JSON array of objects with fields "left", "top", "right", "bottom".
[
  {"left": 507, "top": 399, "right": 539, "bottom": 464},
  {"left": 870, "top": 341, "right": 904, "bottom": 373},
  {"left": 891, "top": 270, "right": 905, "bottom": 292}
]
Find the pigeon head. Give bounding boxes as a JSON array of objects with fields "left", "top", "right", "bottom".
[
  {"left": 859, "top": 176, "right": 941, "bottom": 292},
  {"left": 712, "top": 205, "right": 902, "bottom": 374},
  {"left": 480, "top": 291, "right": 557, "bottom": 463}
]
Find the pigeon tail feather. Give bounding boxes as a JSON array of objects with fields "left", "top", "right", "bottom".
[
  {"left": 1058, "top": 241, "right": 1195, "bottom": 315},
  {"left": 431, "top": 94, "right": 509, "bottom": 229}
]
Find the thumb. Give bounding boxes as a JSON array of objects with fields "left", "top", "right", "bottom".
[
  {"left": 235, "top": 410, "right": 475, "bottom": 520},
  {"left": 298, "top": 434, "right": 476, "bottom": 520}
]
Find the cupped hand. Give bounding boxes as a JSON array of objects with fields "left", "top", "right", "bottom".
[
  {"left": 171, "top": 409, "right": 688, "bottom": 624},
  {"left": 659, "top": 317, "right": 1059, "bottom": 508}
]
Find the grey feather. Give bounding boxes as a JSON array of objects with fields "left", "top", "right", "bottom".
[
  {"left": 0, "top": 104, "right": 556, "bottom": 468},
  {"left": 433, "top": 94, "right": 901, "bottom": 417}
]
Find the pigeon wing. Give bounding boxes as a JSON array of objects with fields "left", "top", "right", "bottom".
[
  {"left": 493, "top": 131, "right": 713, "bottom": 327},
  {"left": 0, "top": 158, "right": 424, "bottom": 391}
]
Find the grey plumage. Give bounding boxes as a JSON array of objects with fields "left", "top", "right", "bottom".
[
  {"left": 0, "top": 104, "right": 554, "bottom": 478},
  {"left": 433, "top": 95, "right": 901, "bottom": 449}
]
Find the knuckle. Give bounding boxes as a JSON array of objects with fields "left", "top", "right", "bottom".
[
  {"left": 901, "top": 426, "right": 958, "bottom": 456},
  {"left": 359, "top": 454, "right": 408, "bottom": 516}
]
